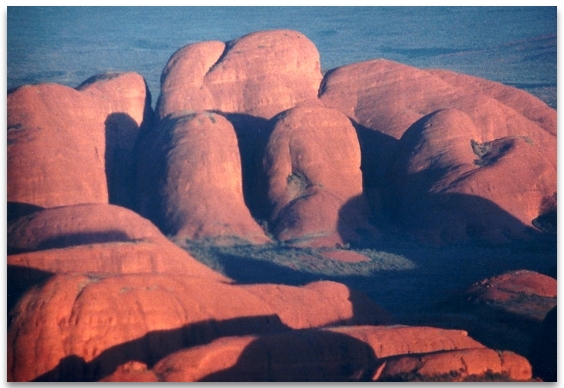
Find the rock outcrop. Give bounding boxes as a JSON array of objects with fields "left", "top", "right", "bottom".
[
  {"left": 263, "top": 105, "right": 377, "bottom": 247},
  {"left": 141, "top": 112, "right": 270, "bottom": 244},
  {"left": 6, "top": 203, "right": 229, "bottom": 314},
  {"left": 6, "top": 29, "right": 556, "bottom": 383},
  {"left": 100, "top": 325, "right": 531, "bottom": 382},
  {"left": 388, "top": 109, "right": 556, "bottom": 244},
  {"left": 157, "top": 29, "right": 323, "bottom": 120},
  {"left": 425, "top": 270, "right": 557, "bottom": 360},
  {"left": 319, "top": 59, "right": 556, "bottom": 244},
  {"left": 7, "top": 72, "right": 151, "bottom": 210},
  {"left": 7, "top": 275, "right": 389, "bottom": 382},
  {"left": 7, "top": 203, "right": 165, "bottom": 254}
]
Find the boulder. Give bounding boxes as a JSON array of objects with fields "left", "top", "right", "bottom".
[
  {"left": 388, "top": 108, "right": 556, "bottom": 244},
  {"left": 319, "top": 59, "right": 556, "bottom": 240},
  {"left": 8, "top": 203, "right": 167, "bottom": 254},
  {"left": 263, "top": 105, "right": 377, "bottom": 247},
  {"left": 7, "top": 72, "right": 151, "bottom": 209},
  {"left": 376, "top": 348, "right": 532, "bottom": 382},
  {"left": 320, "top": 58, "right": 555, "bottom": 150},
  {"left": 157, "top": 29, "right": 323, "bottom": 120},
  {"left": 142, "top": 112, "right": 270, "bottom": 244},
  {"left": 429, "top": 270, "right": 557, "bottom": 357},
  {"left": 6, "top": 203, "right": 229, "bottom": 314},
  {"left": 114, "top": 325, "right": 528, "bottom": 382},
  {"left": 7, "top": 275, "right": 388, "bottom": 382}
]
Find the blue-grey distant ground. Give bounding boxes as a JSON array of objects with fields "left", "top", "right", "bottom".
[{"left": 7, "top": 6, "right": 557, "bottom": 109}]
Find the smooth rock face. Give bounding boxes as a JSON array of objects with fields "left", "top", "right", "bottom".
[
  {"left": 320, "top": 59, "right": 556, "bottom": 146},
  {"left": 7, "top": 241, "right": 225, "bottom": 279},
  {"left": 5, "top": 29, "right": 556, "bottom": 384},
  {"left": 377, "top": 348, "right": 532, "bottom": 382},
  {"left": 77, "top": 73, "right": 153, "bottom": 209},
  {"left": 463, "top": 270, "right": 557, "bottom": 304},
  {"left": 143, "top": 112, "right": 270, "bottom": 244},
  {"left": 108, "top": 325, "right": 530, "bottom": 382},
  {"left": 319, "top": 59, "right": 556, "bottom": 243},
  {"left": 430, "top": 270, "right": 557, "bottom": 360},
  {"left": 6, "top": 203, "right": 229, "bottom": 314},
  {"left": 388, "top": 109, "right": 556, "bottom": 244},
  {"left": 7, "top": 72, "right": 151, "bottom": 209},
  {"left": 7, "top": 203, "right": 165, "bottom": 254},
  {"left": 158, "top": 29, "right": 323, "bottom": 120},
  {"left": 7, "top": 275, "right": 388, "bottom": 382},
  {"left": 264, "top": 105, "right": 377, "bottom": 247}
]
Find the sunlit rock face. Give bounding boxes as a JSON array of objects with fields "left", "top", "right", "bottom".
[
  {"left": 319, "top": 59, "right": 556, "bottom": 244},
  {"left": 103, "top": 325, "right": 531, "bottom": 382},
  {"left": 140, "top": 111, "right": 271, "bottom": 244},
  {"left": 7, "top": 72, "right": 151, "bottom": 210},
  {"left": 6, "top": 203, "right": 227, "bottom": 279},
  {"left": 157, "top": 29, "right": 323, "bottom": 120},
  {"left": 7, "top": 276, "right": 388, "bottom": 382},
  {"left": 263, "top": 104, "right": 378, "bottom": 247},
  {"left": 5, "top": 28, "right": 556, "bottom": 383},
  {"left": 388, "top": 109, "right": 556, "bottom": 244}
]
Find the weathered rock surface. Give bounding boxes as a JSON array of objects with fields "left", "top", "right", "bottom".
[
  {"left": 7, "top": 241, "right": 221, "bottom": 279},
  {"left": 419, "top": 270, "right": 557, "bottom": 360},
  {"left": 263, "top": 105, "right": 377, "bottom": 247},
  {"left": 6, "top": 203, "right": 229, "bottom": 314},
  {"left": 8, "top": 203, "right": 166, "bottom": 254},
  {"left": 157, "top": 29, "right": 322, "bottom": 120},
  {"left": 7, "top": 275, "right": 388, "bottom": 382},
  {"left": 388, "top": 109, "right": 556, "bottom": 244},
  {"left": 147, "top": 112, "right": 270, "bottom": 244},
  {"left": 462, "top": 269, "right": 557, "bottom": 304},
  {"left": 377, "top": 348, "right": 532, "bottom": 382},
  {"left": 104, "top": 325, "right": 530, "bottom": 382},
  {"left": 320, "top": 58, "right": 556, "bottom": 149},
  {"left": 319, "top": 59, "right": 556, "bottom": 244},
  {"left": 7, "top": 72, "right": 151, "bottom": 209},
  {"left": 427, "top": 69, "right": 556, "bottom": 137},
  {"left": 6, "top": 30, "right": 556, "bottom": 383}
]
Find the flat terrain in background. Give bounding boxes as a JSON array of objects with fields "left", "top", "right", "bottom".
[{"left": 7, "top": 7, "right": 556, "bottom": 108}]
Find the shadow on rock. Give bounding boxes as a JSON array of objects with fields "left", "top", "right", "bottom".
[
  {"left": 220, "top": 112, "right": 273, "bottom": 221},
  {"left": 199, "top": 329, "right": 378, "bottom": 382},
  {"left": 32, "top": 315, "right": 292, "bottom": 382},
  {"left": 8, "top": 230, "right": 135, "bottom": 255},
  {"left": 7, "top": 201, "right": 44, "bottom": 223},
  {"left": 7, "top": 265, "right": 53, "bottom": 321},
  {"left": 104, "top": 112, "right": 139, "bottom": 210}
]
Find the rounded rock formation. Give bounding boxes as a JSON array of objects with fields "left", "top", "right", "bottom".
[
  {"left": 7, "top": 72, "right": 151, "bottom": 209},
  {"left": 263, "top": 105, "right": 377, "bottom": 247},
  {"left": 158, "top": 29, "right": 323, "bottom": 120},
  {"left": 388, "top": 108, "right": 556, "bottom": 244},
  {"left": 144, "top": 112, "right": 270, "bottom": 244},
  {"left": 6, "top": 203, "right": 229, "bottom": 313},
  {"left": 7, "top": 275, "right": 388, "bottom": 382},
  {"left": 319, "top": 59, "right": 557, "bottom": 243},
  {"left": 8, "top": 203, "right": 167, "bottom": 254},
  {"left": 104, "top": 325, "right": 532, "bottom": 382}
]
